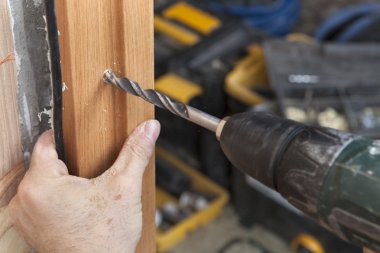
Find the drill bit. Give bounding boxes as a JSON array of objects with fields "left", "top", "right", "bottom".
[{"left": 103, "top": 69, "right": 221, "bottom": 133}]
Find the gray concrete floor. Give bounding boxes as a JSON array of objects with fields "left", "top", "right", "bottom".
[{"left": 169, "top": 206, "right": 292, "bottom": 253}]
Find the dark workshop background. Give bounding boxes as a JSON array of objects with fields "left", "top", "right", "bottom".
[{"left": 154, "top": 0, "right": 380, "bottom": 252}]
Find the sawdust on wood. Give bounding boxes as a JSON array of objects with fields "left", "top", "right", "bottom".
[{"left": 0, "top": 53, "right": 15, "bottom": 66}]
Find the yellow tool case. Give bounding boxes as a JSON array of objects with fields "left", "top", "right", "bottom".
[
  {"left": 225, "top": 44, "right": 272, "bottom": 112},
  {"left": 154, "top": 0, "right": 225, "bottom": 77},
  {"left": 156, "top": 147, "right": 229, "bottom": 252}
]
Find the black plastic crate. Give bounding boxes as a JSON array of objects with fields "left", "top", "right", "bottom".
[{"left": 264, "top": 40, "right": 380, "bottom": 137}]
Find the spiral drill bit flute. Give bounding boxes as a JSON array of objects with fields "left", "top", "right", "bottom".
[{"left": 103, "top": 69, "right": 222, "bottom": 133}]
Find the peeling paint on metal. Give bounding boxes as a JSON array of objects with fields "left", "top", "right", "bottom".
[
  {"left": 37, "top": 108, "right": 52, "bottom": 124},
  {"left": 8, "top": 0, "right": 55, "bottom": 166}
]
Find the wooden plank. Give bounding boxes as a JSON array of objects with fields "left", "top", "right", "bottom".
[
  {"left": 0, "top": 0, "right": 30, "bottom": 252},
  {"left": 56, "top": 1, "right": 155, "bottom": 252},
  {"left": 0, "top": 0, "right": 23, "bottom": 180}
]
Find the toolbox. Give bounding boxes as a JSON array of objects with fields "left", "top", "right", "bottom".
[
  {"left": 264, "top": 40, "right": 380, "bottom": 137},
  {"left": 154, "top": 0, "right": 230, "bottom": 77},
  {"left": 156, "top": 147, "right": 229, "bottom": 252},
  {"left": 223, "top": 34, "right": 313, "bottom": 113}
]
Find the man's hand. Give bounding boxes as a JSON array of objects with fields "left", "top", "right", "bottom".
[{"left": 8, "top": 120, "right": 160, "bottom": 253}]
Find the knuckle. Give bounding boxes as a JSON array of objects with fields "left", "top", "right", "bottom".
[
  {"left": 109, "top": 176, "right": 124, "bottom": 192},
  {"left": 129, "top": 143, "right": 149, "bottom": 162},
  {"left": 125, "top": 134, "right": 153, "bottom": 161}
]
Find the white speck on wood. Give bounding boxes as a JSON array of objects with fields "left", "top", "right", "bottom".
[{"left": 62, "top": 82, "right": 69, "bottom": 92}]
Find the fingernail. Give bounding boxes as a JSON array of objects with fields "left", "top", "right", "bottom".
[{"left": 144, "top": 120, "right": 160, "bottom": 141}]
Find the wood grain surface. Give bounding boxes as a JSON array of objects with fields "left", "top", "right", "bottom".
[
  {"left": 0, "top": 0, "right": 30, "bottom": 251},
  {"left": 56, "top": 1, "right": 155, "bottom": 252},
  {"left": 0, "top": 0, "right": 23, "bottom": 181}
]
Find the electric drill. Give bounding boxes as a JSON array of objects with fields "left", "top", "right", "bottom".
[
  {"left": 104, "top": 70, "right": 380, "bottom": 252},
  {"left": 219, "top": 112, "right": 380, "bottom": 252}
]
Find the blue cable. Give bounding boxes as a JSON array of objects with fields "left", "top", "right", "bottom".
[
  {"left": 211, "top": 0, "right": 288, "bottom": 17},
  {"left": 204, "top": 0, "right": 301, "bottom": 36},
  {"left": 246, "top": 0, "right": 301, "bottom": 35},
  {"left": 314, "top": 3, "right": 380, "bottom": 40},
  {"left": 337, "top": 13, "right": 380, "bottom": 43}
]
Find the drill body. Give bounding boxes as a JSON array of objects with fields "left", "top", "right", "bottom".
[{"left": 220, "top": 112, "right": 380, "bottom": 251}]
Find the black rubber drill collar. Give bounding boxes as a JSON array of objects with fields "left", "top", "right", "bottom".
[{"left": 220, "top": 112, "right": 306, "bottom": 189}]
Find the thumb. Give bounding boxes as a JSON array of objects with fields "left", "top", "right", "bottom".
[
  {"left": 29, "top": 130, "right": 68, "bottom": 176},
  {"left": 109, "top": 120, "right": 160, "bottom": 181}
]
